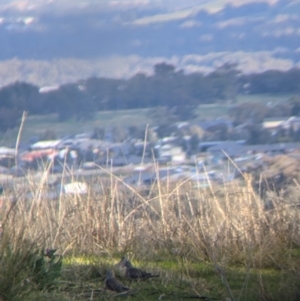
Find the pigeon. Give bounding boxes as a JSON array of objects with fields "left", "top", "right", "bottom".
[
  {"left": 117, "top": 256, "right": 159, "bottom": 280},
  {"left": 104, "top": 270, "right": 130, "bottom": 293}
]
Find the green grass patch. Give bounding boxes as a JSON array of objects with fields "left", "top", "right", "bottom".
[
  {"left": 21, "top": 254, "right": 298, "bottom": 301},
  {"left": 0, "top": 108, "right": 153, "bottom": 144},
  {"left": 236, "top": 93, "right": 292, "bottom": 105},
  {"left": 0, "top": 93, "right": 293, "bottom": 144}
]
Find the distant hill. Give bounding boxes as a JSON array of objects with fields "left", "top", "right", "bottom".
[{"left": 0, "top": 0, "right": 299, "bottom": 86}]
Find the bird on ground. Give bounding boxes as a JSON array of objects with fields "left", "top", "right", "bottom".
[
  {"left": 104, "top": 270, "right": 130, "bottom": 293},
  {"left": 117, "top": 256, "right": 159, "bottom": 280}
]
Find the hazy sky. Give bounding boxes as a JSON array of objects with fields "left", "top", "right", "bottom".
[
  {"left": 0, "top": 0, "right": 296, "bottom": 86},
  {"left": 1, "top": 0, "right": 279, "bottom": 12}
]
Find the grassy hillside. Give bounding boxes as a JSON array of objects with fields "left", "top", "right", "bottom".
[
  {"left": 1, "top": 109, "right": 153, "bottom": 146},
  {"left": 236, "top": 94, "right": 292, "bottom": 105},
  {"left": 0, "top": 93, "right": 292, "bottom": 146}
]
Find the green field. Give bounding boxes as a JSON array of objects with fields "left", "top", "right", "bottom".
[
  {"left": 236, "top": 93, "right": 292, "bottom": 104},
  {"left": 1, "top": 109, "right": 153, "bottom": 146},
  {"left": 0, "top": 93, "right": 292, "bottom": 146}
]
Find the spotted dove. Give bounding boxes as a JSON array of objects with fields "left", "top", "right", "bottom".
[
  {"left": 118, "top": 256, "right": 159, "bottom": 280},
  {"left": 104, "top": 270, "right": 129, "bottom": 293}
]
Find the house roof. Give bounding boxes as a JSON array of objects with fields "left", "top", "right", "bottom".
[
  {"left": 0, "top": 147, "right": 15, "bottom": 156},
  {"left": 198, "top": 118, "right": 233, "bottom": 131},
  {"left": 31, "top": 140, "right": 62, "bottom": 150},
  {"left": 199, "top": 140, "right": 245, "bottom": 152},
  {"left": 207, "top": 142, "right": 300, "bottom": 158},
  {"left": 263, "top": 117, "right": 287, "bottom": 122},
  {"left": 20, "top": 149, "right": 58, "bottom": 162}
]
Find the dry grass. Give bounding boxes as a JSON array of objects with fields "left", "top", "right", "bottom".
[{"left": 0, "top": 163, "right": 300, "bottom": 300}]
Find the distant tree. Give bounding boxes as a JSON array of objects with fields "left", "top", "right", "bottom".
[
  {"left": 0, "top": 107, "right": 22, "bottom": 132},
  {"left": 128, "top": 125, "right": 149, "bottom": 140},
  {"left": 112, "top": 126, "right": 128, "bottom": 142},
  {"left": 92, "top": 127, "right": 105, "bottom": 140},
  {"left": 186, "top": 125, "right": 205, "bottom": 153},
  {"left": 149, "top": 106, "right": 178, "bottom": 127},
  {"left": 76, "top": 95, "right": 97, "bottom": 121},
  {"left": 189, "top": 125, "right": 205, "bottom": 139},
  {"left": 56, "top": 91, "right": 76, "bottom": 121},
  {"left": 229, "top": 102, "right": 268, "bottom": 125},
  {"left": 0, "top": 81, "right": 40, "bottom": 131},
  {"left": 154, "top": 62, "right": 176, "bottom": 78},
  {"left": 246, "top": 124, "right": 271, "bottom": 144},
  {"left": 83, "top": 77, "right": 124, "bottom": 110},
  {"left": 16, "top": 82, "right": 41, "bottom": 114},
  {"left": 55, "top": 84, "right": 96, "bottom": 121},
  {"left": 288, "top": 95, "right": 300, "bottom": 116},
  {"left": 37, "top": 61, "right": 243, "bottom": 117},
  {"left": 0, "top": 81, "right": 41, "bottom": 113},
  {"left": 266, "top": 103, "right": 291, "bottom": 118},
  {"left": 170, "top": 105, "right": 198, "bottom": 121},
  {"left": 147, "top": 127, "right": 158, "bottom": 143},
  {"left": 39, "top": 129, "right": 57, "bottom": 141},
  {"left": 207, "top": 63, "right": 240, "bottom": 102},
  {"left": 186, "top": 73, "right": 214, "bottom": 103},
  {"left": 240, "top": 68, "right": 300, "bottom": 94},
  {"left": 128, "top": 125, "right": 140, "bottom": 138},
  {"left": 293, "top": 128, "right": 300, "bottom": 141},
  {"left": 122, "top": 73, "right": 152, "bottom": 108}
]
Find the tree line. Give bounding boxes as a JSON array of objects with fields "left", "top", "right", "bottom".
[{"left": 0, "top": 62, "right": 300, "bottom": 132}]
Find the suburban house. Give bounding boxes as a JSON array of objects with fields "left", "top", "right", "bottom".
[
  {"left": 0, "top": 147, "right": 15, "bottom": 168},
  {"left": 263, "top": 117, "right": 287, "bottom": 130},
  {"left": 199, "top": 140, "right": 246, "bottom": 152},
  {"left": 207, "top": 141, "right": 300, "bottom": 162},
  {"left": 263, "top": 116, "right": 300, "bottom": 132},
  {"left": 20, "top": 149, "right": 58, "bottom": 164},
  {"left": 156, "top": 144, "right": 186, "bottom": 164},
  {"left": 198, "top": 118, "right": 233, "bottom": 132},
  {"left": 282, "top": 116, "right": 300, "bottom": 131},
  {"left": 30, "top": 140, "right": 62, "bottom": 150}
]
